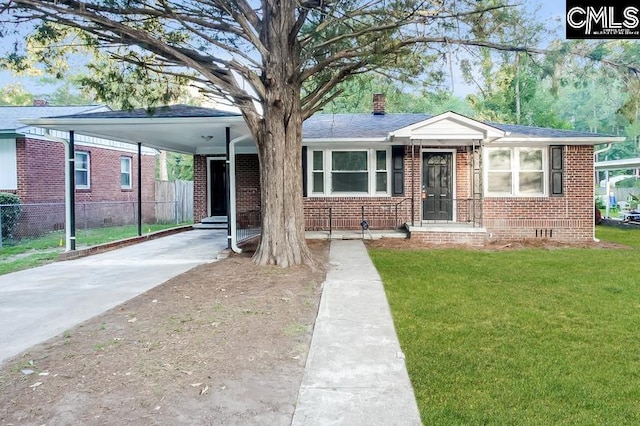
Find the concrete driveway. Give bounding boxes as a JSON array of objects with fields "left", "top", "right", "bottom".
[{"left": 0, "top": 229, "right": 227, "bottom": 363}]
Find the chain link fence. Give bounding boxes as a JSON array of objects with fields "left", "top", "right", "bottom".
[{"left": 0, "top": 201, "right": 193, "bottom": 250}]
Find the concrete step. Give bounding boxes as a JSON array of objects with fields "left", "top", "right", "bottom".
[
  {"left": 193, "top": 223, "right": 228, "bottom": 230},
  {"left": 195, "top": 216, "right": 228, "bottom": 230}
]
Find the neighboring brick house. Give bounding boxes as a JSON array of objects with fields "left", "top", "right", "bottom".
[
  {"left": 0, "top": 104, "right": 156, "bottom": 233},
  {"left": 26, "top": 102, "right": 624, "bottom": 247}
]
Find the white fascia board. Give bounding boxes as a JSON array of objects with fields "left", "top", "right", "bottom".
[
  {"left": 196, "top": 145, "right": 257, "bottom": 155},
  {"left": 303, "top": 138, "right": 388, "bottom": 145},
  {"left": 74, "top": 139, "right": 158, "bottom": 155},
  {"left": 488, "top": 136, "right": 626, "bottom": 146},
  {"left": 21, "top": 115, "right": 246, "bottom": 128},
  {"left": 409, "top": 134, "right": 481, "bottom": 140}
]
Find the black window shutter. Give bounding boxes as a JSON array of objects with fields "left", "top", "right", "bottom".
[
  {"left": 302, "top": 146, "right": 308, "bottom": 197},
  {"left": 550, "top": 145, "right": 564, "bottom": 196},
  {"left": 392, "top": 146, "right": 404, "bottom": 196}
]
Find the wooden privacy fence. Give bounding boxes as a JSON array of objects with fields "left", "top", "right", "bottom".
[{"left": 155, "top": 180, "right": 194, "bottom": 223}]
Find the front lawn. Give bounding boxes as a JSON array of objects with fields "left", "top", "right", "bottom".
[{"left": 369, "top": 227, "right": 640, "bottom": 425}]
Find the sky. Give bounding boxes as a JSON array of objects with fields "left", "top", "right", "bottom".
[{"left": 0, "top": 0, "right": 569, "bottom": 100}]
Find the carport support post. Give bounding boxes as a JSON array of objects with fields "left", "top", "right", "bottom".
[
  {"left": 225, "top": 127, "right": 232, "bottom": 250},
  {"left": 68, "top": 131, "right": 76, "bottom": 251},
  {"left": 137, "top": 142, "right": 142, "bottom": 236}
]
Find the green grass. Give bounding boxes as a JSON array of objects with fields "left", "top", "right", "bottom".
[
  {"left": 369, "top": 226, "right": 640, "bottom": 425},
  {"left": 0, "top": 222, "right": 191, "bottom": 276}
]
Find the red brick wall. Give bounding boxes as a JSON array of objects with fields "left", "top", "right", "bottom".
[
  {"left": 410, "top": 230, "right": 488, "bottom": 246},
  {"left": 193, "top": 155, "right": 208, "bottom": 222},
  {"left": 15, "top": 137, "right": 65, "bottom": 203},
  {"left": 192, "top": 145, "right": 595, "bottom": 242},
  {"left": 483, "top": 145, "right": 594, "bottom": 242},
  {"left": 236, "top": 154, "right": 261, "bottom": 212},
  {"left": 303, "top": 196, "right": 411, "bottom": 230},
  {"left": 73, "top": 146, "right": 155, "bottom": 203},
  {"left": 10, "top": 137, "right": 155, "bottom": 204}
]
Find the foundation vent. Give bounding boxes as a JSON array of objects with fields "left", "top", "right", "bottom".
[{"left": 535, "top": 229, "right": 553, "bottom": 238}]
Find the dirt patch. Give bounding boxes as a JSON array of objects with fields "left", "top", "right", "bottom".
[
  {"left": 365, "top": 237, "right": 629, "bottom": 251},
  {"left": 0, "top": 240, "right": 329, "bottom": 426}
]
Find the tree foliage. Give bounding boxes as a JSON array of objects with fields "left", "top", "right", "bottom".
[{"left": 0, "top": 82, "right": 34, "bottom": 105}]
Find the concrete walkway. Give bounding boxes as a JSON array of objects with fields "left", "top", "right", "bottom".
[
  {"left": 0, "top": 229, "right": 227, "bottom": 363},
  {"left": 292, "top": 240, "right": 422, "bottom": 426}
]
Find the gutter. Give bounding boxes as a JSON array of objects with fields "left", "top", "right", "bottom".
[
  {"left": 45, "top": 130, "right": 75, "bottom": 252},
  {"left": 594, "top": 143, "right": 615, "bottom": 240},
  {"left": 228, "top": 134, "right": 253, "bottom": 253},
  {"left": 594, "top": 143, "right": 613, "bottom": 160}
]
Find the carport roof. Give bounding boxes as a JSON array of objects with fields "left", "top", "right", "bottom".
[
  {"left": 24, "top": 104, "right": 252, "bottom": 155},
  {"left": 52, "top": 104, "right": 241, "bottom": 119}
]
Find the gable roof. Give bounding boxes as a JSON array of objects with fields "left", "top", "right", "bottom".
[
  {"left": 391, "top": 111, "right": 506, "bottom": 140},
  {"left": 0, "top": 105, "right": 108, "bottom": 132}
]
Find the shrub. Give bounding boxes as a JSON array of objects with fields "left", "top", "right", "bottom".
[{"left": 0, "top": 192, "right": 22, "bottom": 240}]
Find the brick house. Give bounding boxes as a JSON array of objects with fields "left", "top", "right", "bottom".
[
  {"left": 27, "top": 102, "right": 623, "bottom": 249},
  {"left": 0, "top": 104, "right": 156, "bottom": 235}
]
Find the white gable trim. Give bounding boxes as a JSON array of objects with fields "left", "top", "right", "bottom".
[{"left": 390, "top": 111, "right": 507, "bottom": 141}]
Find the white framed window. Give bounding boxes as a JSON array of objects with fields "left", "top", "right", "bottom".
[
  {"left": 75, "top": 151, "right": 90, "bottom": 189},
  {"left": 485, "top": 147, "right": 546, "bottom": 196},
  {"left": 309, "top": 148, "right": 390, "bottom": 196},
  {"left": 120, "top": 156, "right": 132, "bottom": 189}
]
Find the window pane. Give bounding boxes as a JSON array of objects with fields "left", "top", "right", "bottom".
[
  {"left": 376, "top": 172, "right": 387, "bottom": 192},
  {"left": 487, "top": 172, "right": 512, "bottom": 193},
  {"left": 551, "top": 146, "right": 563, "bottom": 170},
  {"left": 488, "top": 149, "right": 511, "bottom": 170},
  {"left": 313, "top": 172, "right": 324, "bottom": 193},
  {"left": 519, "top": 172, "right": 543, "bottom": 193},
  {"left": 520, "top": 149, "right": 542, "bottom": 171},
  {"left": 121, "top": 158, "right": 131, "bottom": 187},
  {"left": 76, "top": 153, "right": 87, "bottom": 169},
  {"left": 76, "top": 171, "right": 87, "bottom": 186},
  {"left": 121, "top": 158, "right": 130, "bottom": 173},
  {"left": 332, "top": 151, "right": 367, "bottom": 171},
  {"left": 332, "top": 172, "right": 368, "bottom": 192},
  {"left": 376, "top": 150, "right": 386, "bottom": 170},
  {"left": 313, "top": 151, "right": 323, "bottom": 170}
]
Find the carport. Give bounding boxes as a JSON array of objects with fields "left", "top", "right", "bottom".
[
  {"left": 23, "top": 105, "right": 257, "bottom": 252},
  {"left": 595, "top": 157, "right": 640, "bottom": 218}
]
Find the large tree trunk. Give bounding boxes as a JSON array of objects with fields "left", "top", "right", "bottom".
[
  {"left": 252, "top": 100, "right": 312, "bottom": 267},
  {"left": 249, "top": 0, "right": 312, "bottom": 267}
]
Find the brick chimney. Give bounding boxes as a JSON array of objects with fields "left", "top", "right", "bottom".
[
  {"left": 33, "top": 99, "right": 48, "bottom": 107},
  {"left": 372, "top": 93, "right": 385, "bottom": 115}
]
